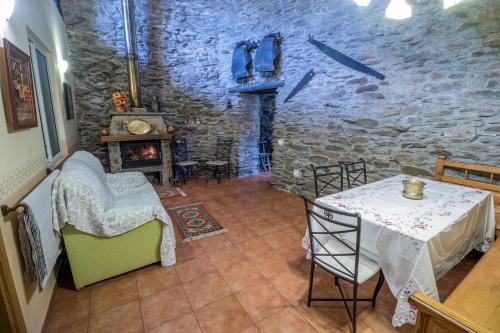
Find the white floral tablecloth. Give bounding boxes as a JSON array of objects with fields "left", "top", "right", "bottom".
[{"left": 302, "top": 174, "right": 495, "bottom": 327}]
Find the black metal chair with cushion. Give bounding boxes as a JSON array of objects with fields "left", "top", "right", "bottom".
[
  {"left": 302, "top": 196, "right": 384, "bottom": 333},
  {"left": 205, "top": 138, "right": 233, "bottom": 184},
  {"left": 173, "top": 138, "right": 199, "bottom": 185},
  {"left": 311, "top": 163, "right": 343, "bottom": 198},
  {"left": 341, "top": 158, "right": 367, "bottom": 189}
]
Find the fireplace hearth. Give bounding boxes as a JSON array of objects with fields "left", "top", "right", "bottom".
[
  {"left": 101, "top": 112, "right": 173, "bottom": 184},
  {"left": 120, "top": 140, "right": 162, "bottom": 169}
]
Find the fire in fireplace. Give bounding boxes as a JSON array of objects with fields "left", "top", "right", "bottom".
[{"left": 120, "top": 140, "right": 163, "bottom": 169}]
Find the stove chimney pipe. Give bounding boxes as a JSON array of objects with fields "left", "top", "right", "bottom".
[{"left": 122, "top": 0, "right": 142, "bottom": 108}]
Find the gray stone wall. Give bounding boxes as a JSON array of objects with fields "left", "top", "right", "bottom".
[
  {"left": 62, "top": 0, "right": 499, "bottom": 194},
  {"left": 62, "top": 0, "right": 261, "bottom": 175}
]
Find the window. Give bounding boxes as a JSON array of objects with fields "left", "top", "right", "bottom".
[{"left": 29, "top": 41, "right": 61, "bottom": 162}]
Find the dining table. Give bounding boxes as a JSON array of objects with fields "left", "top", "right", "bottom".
[{"left": 301, "top": 174, "right": 496, "bottom": 327}]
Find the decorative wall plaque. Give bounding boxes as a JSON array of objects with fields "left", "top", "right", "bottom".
[{"left": 0, "top": 38, "right": 38, "bottom": 132}]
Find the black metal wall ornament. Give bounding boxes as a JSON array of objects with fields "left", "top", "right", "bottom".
[
  {"left": 284, "top": 69, "right": 316, "bottom": 103},
  {"left": 308, "top": 35, "right": 385, "bottom": 80},
  {"left": 228, "top": 81, "right": 285, "bottom": 94},
  {"left": 231, "top": 40, "right": 258, "bottom": 83},
  {"left": 254, "top": 33, "right": 282, "bottom": 77}
]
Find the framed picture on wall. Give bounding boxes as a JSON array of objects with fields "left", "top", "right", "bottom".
[
  {"left": 0, "top": 38, "right": 38, "bottom": 132},
  {"left": 63, "top": 82, "right": 74, "bottom": 120}
]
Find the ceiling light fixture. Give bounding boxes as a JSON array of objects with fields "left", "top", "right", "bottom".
[
  {"left": 443, "top": 0, "right": 463, "bottom": 9},
  {"left": 385, "top": 0, "right": 412, "bottom": 20},
  {"left": 354, "top": 0, "right": 371, "bottom": 6},
  {"left": 0, "top": 0, "right": 15, "bottom": 21}
]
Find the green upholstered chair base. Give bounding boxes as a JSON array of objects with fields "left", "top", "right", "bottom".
[{"left": 62, "top": 219, "right": 162, "bottom": 290}]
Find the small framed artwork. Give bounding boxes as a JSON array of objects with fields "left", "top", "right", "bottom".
[
  {"left": 63, "top": 82, "right": 74, "bottom": 120},
  {"left": 0, "top": 38, "right": 38, "bottom": 132}
]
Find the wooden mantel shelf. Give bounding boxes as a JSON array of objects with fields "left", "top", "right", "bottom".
[{"left": 101, "top": 134, "right": 172, "bottom": 142}]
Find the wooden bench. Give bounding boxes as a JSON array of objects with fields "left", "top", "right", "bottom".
[
  {"left": 435, "top": 156, "right": 500, "bottom": 238},
  {"left": 409, "top": 240, "right": 500, "bottom": 333},
  {"left": 408, "top": 156, "right": 500, "bottom": 332}
]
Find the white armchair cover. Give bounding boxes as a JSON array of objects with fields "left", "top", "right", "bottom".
[{"left": 52, "top": 151, "right": 176, "bottom": 266}]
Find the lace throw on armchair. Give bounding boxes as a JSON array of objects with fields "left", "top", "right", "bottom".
[{"left": 52, "top": 151, "right": 176, "bottom": 266}]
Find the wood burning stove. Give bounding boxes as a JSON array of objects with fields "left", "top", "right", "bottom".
[{"left": 120, "top": 140, "right": 162, "bottom": 169}]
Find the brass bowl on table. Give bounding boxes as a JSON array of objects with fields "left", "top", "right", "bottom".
[{"left": 402, "top": 179, "right": 426, "bottom": 200}]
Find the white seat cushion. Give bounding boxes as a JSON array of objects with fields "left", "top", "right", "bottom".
[
  {"left": 314, "top": 238, "right": 380, "bottom": 284},
  {"left": 177, "top": 161, "right": 198, "bottom": 166},
  {"left": 206, "top": 160, "right": 228, "bottom": 166}
]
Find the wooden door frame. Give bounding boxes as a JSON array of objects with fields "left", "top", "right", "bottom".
[{"left": 0, "top": 225, "right": 27, "bottom": 333}]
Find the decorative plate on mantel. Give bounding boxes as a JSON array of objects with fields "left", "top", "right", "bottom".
[{"left": 127, "top": 119, "right": 152, "bottom": 135}]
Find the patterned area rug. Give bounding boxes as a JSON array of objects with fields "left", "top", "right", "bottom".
[
  {"left": 168, "top": 203, "right": 226, "bottom": 242},
  {"left": 154, "top": 185, "right": 186, "bottom": 200}
]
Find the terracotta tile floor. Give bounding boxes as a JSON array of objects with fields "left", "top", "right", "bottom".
[{"left": 45, "top": 173, "right": 482, "bottom": 333}]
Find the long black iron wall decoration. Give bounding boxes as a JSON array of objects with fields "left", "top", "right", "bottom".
[
  {"left": 308, "top": 35, "right": 385, "bottom": 80},
  {"left": 283, "top": 35, "right": 385, "bottom": 103},
  {"left": 229, "top": 33, "right": 385, "bottom": 101},
  {"left": 284, "top": 69, "right": 316, "bottom": 103}
]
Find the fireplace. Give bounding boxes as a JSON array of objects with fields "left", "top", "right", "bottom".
[{"left": 120, "top": 140, "right": 162, "bottom": 169}]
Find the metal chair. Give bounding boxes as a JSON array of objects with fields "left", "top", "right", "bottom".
[
  {"left": 341, "top": 159, "right": 367, "bottom": 189},
  {"left": 259, "top": 140, "right": 271, "bottom": 172},
  {"left": 205, "top": 138, "right": 233, "bottom": 184},
  {"left": 173, "top": 138, "right": 199, "bottom": 185},
  {"left": 311, "top": 164, "right": 343, "bottom": 198},
  {"left": 302, "top": 196, "right": 385, "bottom": 333}
]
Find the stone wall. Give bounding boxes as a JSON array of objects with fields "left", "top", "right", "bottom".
[
  {"left": 62, "top": 0, "right": 261, "bottom": 175},
  {"left": 62, "top": 0, "right": 500, "bottom": 194}
]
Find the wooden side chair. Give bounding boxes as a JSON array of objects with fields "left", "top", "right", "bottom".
[
  {"left": 173, "top": 138, "right": 199, "bottom": 185},
  {"left": 302, "top": 196, "right": 385, "bottom": 333},
  {"left": 341, "top": 159, "right": 367, "bottom": 189},
  {"left": 311, "top": 163, "right": 343, "bottom": 198},
  {"left": 205, "top": 138, "right": 233, "bottom": 184}
]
